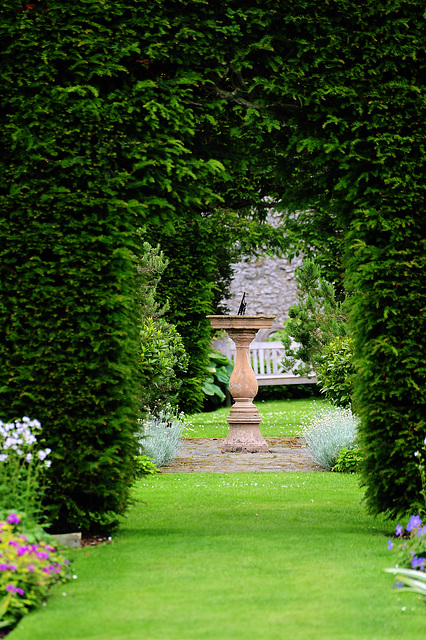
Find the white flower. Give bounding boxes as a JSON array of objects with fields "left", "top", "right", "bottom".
[
  {"left": 44, "top": 460, "right": 52, "bottom": 468},
  {"left": 26, "top": 453, "right": 33, "bottom": 463},
  {"left": 38, "top": 448, "right": 51, "bottom": 461},
  {"left": 3, "top": 437, "right": 18, "bottom": 450},
  {"left": 0, "top": 453, "right": 7, "bottom": 462}
]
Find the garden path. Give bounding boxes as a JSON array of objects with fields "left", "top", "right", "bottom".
[{"left": 161, "top": 437, "right": 324, "bottom": 473}]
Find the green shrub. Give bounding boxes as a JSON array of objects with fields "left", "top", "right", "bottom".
[
  {"left": 139, "top": 317, "right": 189, "bottom": 412},
  {"left": 300, "top": 406, "right": 359, "bottom": 470},
  {"left": 275, "top": 259, "right": 349, "bottom": 380},
  {"left": 332, "top": 446, "right": 362, "bottom": 473},
  {"left": 136, "top": 239, "right": 189, "bottom": 413},
  {"left": 0, "top": 514, "right": 72, "bottom": 633},
  {"left": 316, "top": 337, "right": 355, "bottom": 407},
  {"left": 134, "top": 455, "right": 158, "bottom": 477}
]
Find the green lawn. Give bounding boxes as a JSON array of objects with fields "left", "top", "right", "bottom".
[
  {"left": 186, "top": 398, "right": 329, "bottom": 438},
  {"left": 10, "top": 473, "right": 426, "bottom": 640}
]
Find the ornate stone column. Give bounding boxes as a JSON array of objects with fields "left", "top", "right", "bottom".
[{"left": 207, "top": 315, "right": 275, "bottom": 452}]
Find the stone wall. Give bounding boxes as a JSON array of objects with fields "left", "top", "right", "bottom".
[{"left": 223, "top": 254, "right": 302, "bottom": 340}]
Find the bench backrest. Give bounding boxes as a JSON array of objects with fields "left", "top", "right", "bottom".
[{"left": 215, "top": 340, "right": 317, "bottom": 386}]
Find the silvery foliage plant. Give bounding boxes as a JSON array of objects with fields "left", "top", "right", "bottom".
[
  {"left": 300, "top": 405, "right": 359, "bottom": 470},
  {"left": 136, "top": 405, "right": 186, "bottom": 468},
  {"left": 0, "top": 417, "right": 52, "bottom": 524}
]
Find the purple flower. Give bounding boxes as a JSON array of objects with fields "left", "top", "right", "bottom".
[
  {"left": 0, "top": 563, "right": 9, "bottom": 571},
  {"left": 406, "top": 515, "right": 422, "bottom": 532},
  {"left": 388, "top": 540, "right": 394, "bottom": 550},
  {"left": 7, "top": 514, "right": 20, "bottom": 525},
  {"left": 7, "top": 564, "right": 17, "bottom": 571},
  {"left": 36, "top": 551, "right": 49, "bottom": 560},
  {"left": 17, "top": 546, "right": 30, "bottom": 557},
  {"left": 26, "top": 564, "right": 35, "bottom": 572},
  {"left": 6, "top": 585, "right": 24, "bottom": 596},
  {"left": 395, "top": 524, "right": 403, "bottom": 536},
  {"left": 411, "top": 556, "right": 425, "bottom": 569}
]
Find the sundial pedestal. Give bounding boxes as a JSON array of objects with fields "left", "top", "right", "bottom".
[{"left": 207, "top": 315, "right": 275, "bottom": 453}]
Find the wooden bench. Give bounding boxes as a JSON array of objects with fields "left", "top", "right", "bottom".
[{"left": 214, "top": 339, "right": 317, "bottom": 386}]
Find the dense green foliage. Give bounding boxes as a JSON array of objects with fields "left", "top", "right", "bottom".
[
  {"left": 272, "top": 2, "right": 426, "bottom": 518},
  {"left": 202, "top": 349, "right": 233, "bottom": 409},
  {"left": 144, "top": 217, "right": 234, "bottom": 414},
  {"left": 0, "top": 2, "right": 140, "bottom": 532},
  {"left": 137, "top": 241, "right": 188, "bottom": 412},
  {"left": 1, "top": 0, "right": 425, "bottom": 523},
  {"left": 332, "top": 446, "right": 362, "bottom": 474},
  {"left": 0, "top": 0, "right": 223, "bottom": 532},
  {"left": 316, "top": 337, "right": 355, "bottom": 407}
]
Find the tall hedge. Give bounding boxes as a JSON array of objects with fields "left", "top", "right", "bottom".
[
  {"left": 279, "top": 2, "right": 426, "bottom": 519},
  {"left": 241, "top": 0, "right": 426, "bottom": 518},
  {"left": 0, "top": 1, "right": 225, "bottom": 532}
]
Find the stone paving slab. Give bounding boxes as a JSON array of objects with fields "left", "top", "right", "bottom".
[{"left": 161, "top": 437, "right": 324, "bottom": 474}]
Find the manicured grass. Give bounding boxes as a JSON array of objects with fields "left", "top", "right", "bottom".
[
  {"left": 186, "top": 398, "right": 329, "bottom": 438},
  {"left": 10, "top": 473, "right": 426, "bottom": 640}
]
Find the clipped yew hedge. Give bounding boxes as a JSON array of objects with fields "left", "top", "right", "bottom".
[
  {"left": 346, "top": 218, "right": 426, "bottom": 519},
  {"left": 266, "top": 1, "right": 426, "bottom": 518},
  {"left": 0, "top": 0, "right": 223, "bottom": 531},
  {"left": 0, "top": 3, "right": 146, "bottom": 532}
]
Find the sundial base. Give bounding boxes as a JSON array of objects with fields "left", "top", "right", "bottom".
[{"left": 222, "top": 399, "right": 268, "bottom": 453}]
